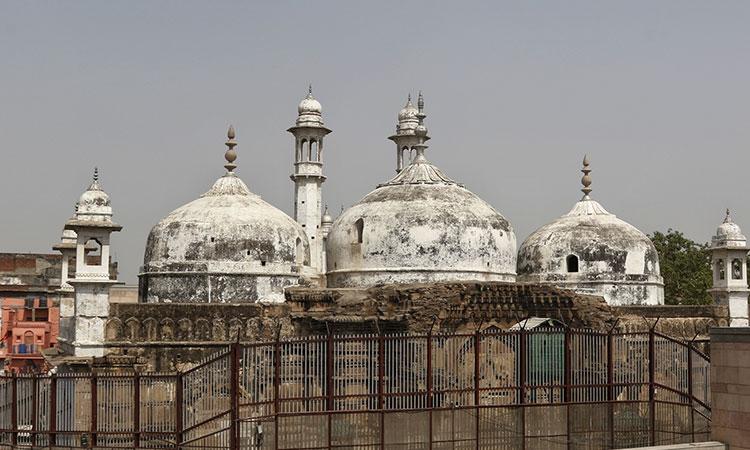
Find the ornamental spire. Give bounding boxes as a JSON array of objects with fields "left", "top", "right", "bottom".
[
  {"left": 413, "top": 91, "right": 429, "bottom": 161},
  {"left": 224, "top": 125, "right": 238, "bottom": 173},
  {"left": 89, "top": 167, "right": 101, "bottom": 190},
  {"left": 581, "top": 155, "right": 592, "bottom": 199},
  {"left": 724, "top": 208, "right": 732, "bottom": 223}
]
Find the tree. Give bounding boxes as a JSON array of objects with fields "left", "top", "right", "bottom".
[{"left": 648, "top": 229, "right": 713, "bottom": 305}]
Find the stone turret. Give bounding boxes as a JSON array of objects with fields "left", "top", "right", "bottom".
[
  {"left": 288, "top": 86, "right": 331, "bottom": 275},
  {"left": 60, "top": 168, "right": 122, "bottom": 358},
  {"left": 708, "top": 209, "right": 749, "bottom": 326}
]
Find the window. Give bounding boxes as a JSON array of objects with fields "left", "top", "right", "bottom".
[
  {"left": 355, "top": 219, "right": 364, "bottom": 244},
  {"left": 566, "top": 255, "right": 579, "bottom": 273},
  {"left": 732, "top": 259, "right": 743, "bottom": 280}
]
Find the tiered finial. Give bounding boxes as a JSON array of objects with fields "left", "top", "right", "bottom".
[
  {"left": 724, "top": 208, "right": 732, "bottom": 223},
  {"left": 581, "top": 155, "right": 592, "bottom": 198},
  {"left": 224, "top": 125, "right": 238, "bottom": 173},
  {"left": 307, "top": 84, "right": 313, "bottom": 97},
  {"left": 417, "top": 91, "right": 424, "bottom": 113},
  {"left": 93, "top": 167, "right": 99, "bottom": 182}
]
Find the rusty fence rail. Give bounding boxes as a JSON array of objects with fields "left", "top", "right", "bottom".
[{"left": 0, "top": 328, "right": 710, "bottom": 449}]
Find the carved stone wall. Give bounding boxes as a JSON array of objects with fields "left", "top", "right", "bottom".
[{"left": 103, "top": 282, "right": 729, "bottom": 371}]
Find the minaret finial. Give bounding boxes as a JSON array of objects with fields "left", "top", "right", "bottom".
[
  {"left": 417, "top": 91, "right": 424, "bottom": 113},
  {"left": 224, "top": 125, "right": 238, "bottom": 173},
  {"left": 581, "top": 155, "right": 592, "bottom": 198},
  {"left": 724, "top": 208, "right": 732, "bottom": 223},
  {"left": 308, "top": 84, "right": 313, "bottom": 97},
  {"left": 93, "top": 167, "right": 99, "bottom": 182},
  {"left": 407, "top": 93, "right": 412, "bottom": 103}
]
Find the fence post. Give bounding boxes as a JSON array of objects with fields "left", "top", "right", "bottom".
[
  {"left": 50, "top": 373, "right": 57, "bottom": 447},
  {"left": 378, "top": 333, "right": 385, "bottom": 450},
  {"left": 474, "top": 330, "right": 481, "bottom": 450},
  {"left": 31, "top": 375, "right": 38, "bottom": 447},
  {"left": 91, "top": 373, "right": 98, "bottom": 447},
  {"left": 326, "top": 331, "right": 333, "bottom": 450},
  {"left": 133, "top": 373, "right": 140, "bottom": 448},
  {"left": 687, "top": 341, "right": 695, "bottom": 441},
  {"left": 10, "top": 373, "right": 17, "bottom": 446},
  {"left": 175, "top": 373, "right": 183, "bottom": 449},
  {"left": 564, "top": 328, "right": 571, "bottom": 450},
  {"left": 648, "top": 327, "right": 656, "bottom": 446},
  {"left": 230, "top": 342, "right": 240, "bottom": 450},
  {"left": 607, "top": 330, "right": 614, "bottom": 449},
  {"left": 427, "top": 332, "right": 433, "bottom": 450},
  {"left": 519, "top": 328, "right": 526, "bottom": 450},
  {"left": 274, "top": 335, "right": 281, "bottom": 450}
]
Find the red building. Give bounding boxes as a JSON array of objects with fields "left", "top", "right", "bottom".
[{"left": 0, "top": 297, "right": 60, "bottom": 373}]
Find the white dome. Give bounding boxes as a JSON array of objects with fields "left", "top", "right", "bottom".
[
  {"left": 298, "top": 95, "right": 322, "bottom": 115},
  {"left": 141, "top": 172, "right": 311, "bottom": 303},
  {"left": 713, "top": 210, "right": 746, "bottom": 246},
  {"left": 326, "top": 154, "right": 517, "bottom": 287},
  {"left": 517, "top": 197, "right": 664, "bottom": 305},
  {"left": 75, "top": 171, "right": 113, "bottom": 222}
]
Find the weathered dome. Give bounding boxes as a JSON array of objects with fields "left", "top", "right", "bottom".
[
  {"left": 517, "top": 158, "right": 663, "bottom": 305},
  {"left": 713, "top": 209, "right": 746, "bottom": 247},
  {"left": 326, "top": 153, "right": 517, "bottom": 287},
  {"left": 76, "top": 168, "right": 112, "bottom": 222},
  {"left": 140, "top": 129, "right": 312, "bottom": 304},
  {"left": 298, "top": 95, "right": 321, "bottom": 115}
]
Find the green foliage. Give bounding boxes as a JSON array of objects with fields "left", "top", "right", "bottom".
[{"left": 648, "top": 229, "right": 713, "bottom": 305}]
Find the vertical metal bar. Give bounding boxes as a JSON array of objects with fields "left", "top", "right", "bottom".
[
  {"left": 91, "top": 374, "right": 98, "bottom": 447},
  {"left": 687, "top": 343, "right": 695, "bottom": 442},
  {"left": 648, "top": 328, "right": 656, "bottom": 446},
  {"left": 519, "top": 330, "right": 526, "bottom": 450},
  {"left": 378, "top": 334, "right": 385, "bottom": 450},
  {"left": 31, "top": 376, "right": 38, "bottom": 447},
  {"left": 11, "top": 374, "right": 17, "bottom": 446},
  {"left": 133, "top": 373, "right": 140, "bottom": 448},
  {"left": 427, "top": 333, "right": 433, "bottom": 450},
  {"left": 50, "top": 374, "right": 57, "bottom": 447},
  {"left": 564, "top": 329, "right": 571, "bottom": 450},
  {"left": 175, "top": 373, "right": 183, "bottom": 448},
  {"left": 474, "top": 331, "right": 480, "bottom": 450},
  {"left": 230, "top": 343, "right": 240, "bottom": 450},
  {"left": 274, "top": 337, "right": 281, "bottom": 450},
  {"left": 607, "top": 331, "right": 614, "bottom": 449},
  {"left": 326, "top": 332, "right": 333, "bottom": 450}
]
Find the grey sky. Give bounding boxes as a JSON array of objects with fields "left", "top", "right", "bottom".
[{"left": 2, "top": 1, "right": 750, "bottom": 284}]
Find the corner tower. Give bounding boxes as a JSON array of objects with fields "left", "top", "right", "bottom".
[
  {"left": 708, "top": 209, "right": 749, "bottom": 326},
  {"left": 288, "top": 86, "right": 331, "bottom": 273}
]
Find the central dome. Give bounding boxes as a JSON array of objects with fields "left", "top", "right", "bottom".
[
  {"left": 326, "top": 96, "right": 516, "bottom": 287},
  {"left": 140, "top": 129, "right": 311, "bottom": 304}
]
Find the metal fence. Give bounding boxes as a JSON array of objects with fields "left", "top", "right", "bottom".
[{"left": 0, "top": 327, "right": 710, "bottom": 449}]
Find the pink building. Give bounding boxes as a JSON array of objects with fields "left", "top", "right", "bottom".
[{"left": 0, "top": 297, "right": 59, "bottom": 373}]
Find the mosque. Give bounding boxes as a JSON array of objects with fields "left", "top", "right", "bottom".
[{"left": 50, "top": 88, "right": 749, "bottom": 361}]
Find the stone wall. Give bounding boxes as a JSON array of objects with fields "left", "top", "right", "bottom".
[
  {"left": 101, "top": 282, "right": 729, "bottom": 371},
  {"left": 710, "top": 327, "right": 750, "bottom": 448}
]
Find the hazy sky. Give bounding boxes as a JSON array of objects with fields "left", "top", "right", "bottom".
[{"left": 2, "top": 1, "right": 750, "bottom": 284}]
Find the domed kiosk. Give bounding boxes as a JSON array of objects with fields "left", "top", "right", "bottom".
[
  {"left": 517, "top": 157, "right": 664, "bottom": 305},
  {"left": 326, "top": 94, "right": 517, "bottom": 287},
  {"left": 139, "top": 127, "right": 312, "bottom": 303}
]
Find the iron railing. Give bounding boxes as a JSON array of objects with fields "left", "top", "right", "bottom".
[{"left": 0, "top": 327, "right": 710, "bottom": 449}]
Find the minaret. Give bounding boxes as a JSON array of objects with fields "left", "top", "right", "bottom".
[
  {"left": 60, "top": 168, "right": 122, "bottom": 357},
  {"left": 288, "top": 86, "right": 331, "bottom": 274},
  {"left": 320, "top": 205, "right": 334, "bottom": 272},
  {"left": 388, "top": 93, "right": 429, "bottom": 172},
  {"left": 708, "top": 209, "right": 749, "bottom": 327}
]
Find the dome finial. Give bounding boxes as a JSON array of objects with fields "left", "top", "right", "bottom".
[
  {"left": 307, "top": 84, "right": 313, "bottom": 97},
  {"left": 93, "top": 166, "right": 99, "bottom": 182},
  {"left": 224, "top": 125, "right": 238, "bottom": 173},
  {"left": 581, "top": 154, "right": 592, "bottom": 199},
  {"left": 724, "top": 208, "right": 732, "bottom": 223}
]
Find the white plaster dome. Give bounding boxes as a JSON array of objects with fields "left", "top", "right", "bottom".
[
  {"left": 298, "top": 94, "right": 322, "bottom": 115},
  {"left": 141, "top": 130, "right": 312, "bottom": 304},
  {"left": 326, "top": 154, "right": 517, "bottom": 287},
  {"left": 76, "top": 170, "right": 113, "bottom": 221},
  {"left": 716, "top": 219, "right": 745, "bottom": 241},
  {"left": 517, "top": 196, "right": 664, "bottom": 305}
]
